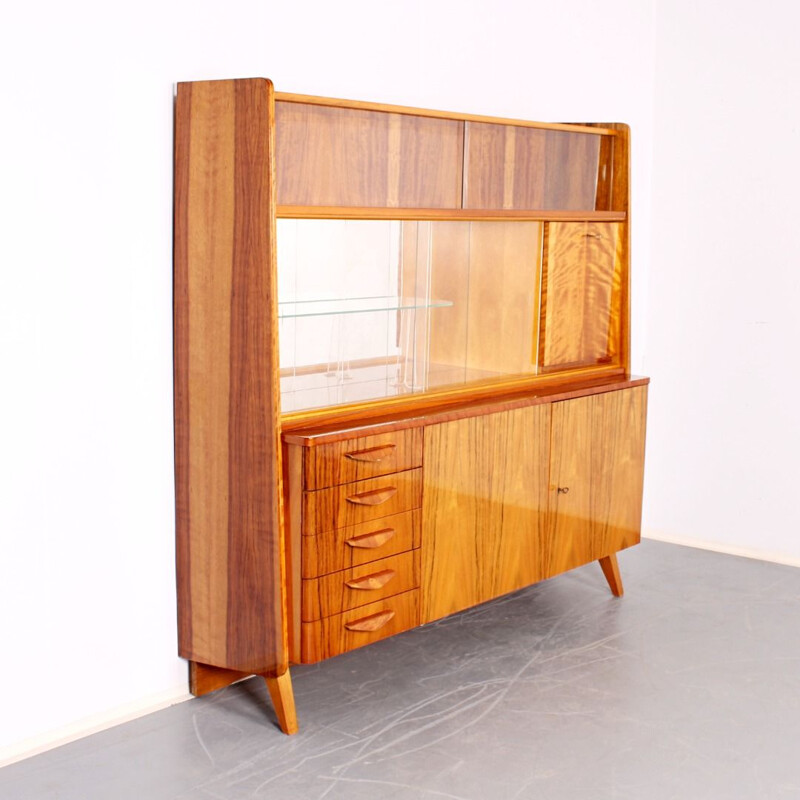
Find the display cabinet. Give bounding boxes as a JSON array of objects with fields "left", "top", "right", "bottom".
[{"left": 174, "top": 78, "right": 647, "bottom": 735}]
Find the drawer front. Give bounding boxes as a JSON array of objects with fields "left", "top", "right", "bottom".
[
  {"left": 303, "top": 469, "right": 422, "bottom": 535},
  {"left": 302, "top": 550, "right": 419, "bottom": 622},
  {"left": 302, "top": 509, "right": 421, "bottom": 578},
  {"left": 305, "top": 428, "right": 423, "bottom": 490},
  {"left": 300, "top": 590, "right": 420, "bottom": 664}
]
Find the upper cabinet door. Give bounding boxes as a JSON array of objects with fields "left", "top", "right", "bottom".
[
  {"left": 463, "top": 122, "right": 606, "bottom": 210},
  {"left": 276, "top": 102, "right": 464, "bottom": 208},
  {"left": 538, "top": 221, "right": 624, "bottom": 370}
]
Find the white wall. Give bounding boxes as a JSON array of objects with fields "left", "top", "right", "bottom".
[
  {"left": 0, "top": 0, "right": 656, "bottom": 760},
  {"left": 644, "top": 0, "right": 800, "bottom": 563}
]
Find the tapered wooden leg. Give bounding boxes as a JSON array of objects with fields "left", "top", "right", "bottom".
[
  {"left": 264, "top": 669, "right": 299, "bottom": 735},
  {"left": 598, "top": 553, "right": 624, "bottom": 597}
]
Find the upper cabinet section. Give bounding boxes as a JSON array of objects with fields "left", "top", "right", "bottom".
[
  {"left": 463, "top": 123, "right": 605, "bottom": 211},
  {"left": 276, "top": 102, "right": 464, "bottom": 208},
  {"left": 276, "top": 99, "right": 619, "bottom": 213}
]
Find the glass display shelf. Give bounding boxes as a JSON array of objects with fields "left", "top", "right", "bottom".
[{"left": 277, "top": 295, "right": 453, "bottom": 319}]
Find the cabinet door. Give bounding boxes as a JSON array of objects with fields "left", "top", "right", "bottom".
[
  {"left": 421, "top": 404, "right": 551, "bottom": 623},
  {"left": 463, "top": 122, "right": 605, "bottom": 210},
  {"left": 276, "top": 102, "right": 464, "bottom": 208},
  {"left": 539, "top": 221, "right": 624, "bottom": 370},
  {"left": 547, "top": 386, "right": 647, "bottom": 576}
]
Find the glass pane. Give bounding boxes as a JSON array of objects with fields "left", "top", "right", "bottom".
[{"left": 277, "top": 219, "right": 552, "bottom": 414}]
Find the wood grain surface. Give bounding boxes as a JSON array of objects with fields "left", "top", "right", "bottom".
[
  {"left": 189, "top": 661, "right": 251, "bottom": 696},
  {"left": 276, "top": 102, "right": 463, "bottom": 208},
  {"left": 599, "top": 553, "right": 624, "bottom": 597},
  {"left": 264, "top": 671, "right": 298, "bottom": 735},
  {"left": 301, "top": 550, "right": 420, "bottom": 621},
  {"left": 174, "top": 78, "right": 286, "bottom": 675},
  {"left": 539, "top": 221, "right": 624, "bottom": 369},
  {"left": 303, "top": 469, "right": 422, "bottom": 535},
  {"left": 302, "top": 510, "right": 421, "bottom": 577},
  {"left": 463, "top": 123, "right": 605, "bottom": 210},
  {"left": 547, "top": 386, "right": 647, "bottom": 575},
  {"left": 421, "top": 404, "right": 552, "bottom": 622},
  {"left": 305, "top": 428, "right": 422, "bottom": 489},
  {"left": 300, "top": 590, "right": 420, "bottom": 663}
]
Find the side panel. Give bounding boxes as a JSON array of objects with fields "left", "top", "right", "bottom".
[
  {"left": 174, "top": 78, "right": 286, "bottom": 675},
  {"left": 421, "top": 404, "right": 551, "bottom": 623},
  {"left": 547, "top": 386, "right": 647, "bottom": 575}
]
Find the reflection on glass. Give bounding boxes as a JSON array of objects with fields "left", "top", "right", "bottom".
[{"left": 277, "top": 218, "right": 621, "bottom": 414}]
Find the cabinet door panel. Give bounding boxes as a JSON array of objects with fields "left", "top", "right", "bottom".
[
  {"left": 463, "top": 122, "right": 604, "bottom": 210},
  {"left": 539, "top": 221, "right": 624, "bottom": 370},
  {"left": 276, "top": 102, "right": 463, "bottom": 208},
  {"left": 421, "top": 405, "right": 551, "bottom": 623},
  {"left": 547, "top": 387, "right": 647, "bottom": 576}
]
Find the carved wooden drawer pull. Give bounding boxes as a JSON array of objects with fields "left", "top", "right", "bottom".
[
  {"left": 345, "top": 527, "right": 396, "bottom": 549},
  {"left": 345, "top": 486, "right": 397, "bottom": 506},
  {"left": 345, "top": 568, "right": 396, "bottom": 591},
  {"left": 344, "top": 444, "right": 397, "bottom": 463},
  {"left": 344, "top": 609, "right": 395, "bottom": 632}
]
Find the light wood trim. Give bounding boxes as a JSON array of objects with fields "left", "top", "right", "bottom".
[
  {"left": 303, "top": 470, "right": 422, "bottom": 535},
  {"left": 599, "top": 553, "right": 624, "bottom": 597},
  {"left": 275, "top": 92, "right": 620, "bottom": 136},
  {"left": 264, "top": 670, "right": 298, "bottom": 735},
  {"left": 282, "top": 375, "right": 649, "bottom": 445},
  {"left": 344, "top": 610, "right": 395, "bottom": 632},
  {"left": 277, "top": 205, "right": 626, "bottom": 221}
]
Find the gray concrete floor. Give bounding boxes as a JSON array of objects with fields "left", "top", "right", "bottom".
[{"left": 3, "top": 540, "right": 800, "bottom": 799}]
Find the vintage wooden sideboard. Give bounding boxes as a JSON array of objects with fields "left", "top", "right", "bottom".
[{"left": 173, "top": 78, "right": 648, "bottom": 734}]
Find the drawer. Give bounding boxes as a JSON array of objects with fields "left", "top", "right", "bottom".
[
  {"left": 304, "top": 428, "right": 422, "bottom": 490},
  {"left": 303, "top": 469, "right": 422, "bottom": 535},
  {"left": 300, "top": 590, "right": 420, "bottom": 664},
  {"left": 302, "top": 509, "right": 421, "bottom": 578},
  {"left": 302, "top": 550, "right": 419, "bottom": 622}
]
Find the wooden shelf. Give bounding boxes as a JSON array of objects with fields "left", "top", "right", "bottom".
[{"left": 277, "top": 206, "right": 626, "bottom": 222}]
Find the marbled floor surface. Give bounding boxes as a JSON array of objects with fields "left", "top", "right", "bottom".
[{"left": 3, "top": 540, "right": 800, "bottom": 800}]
